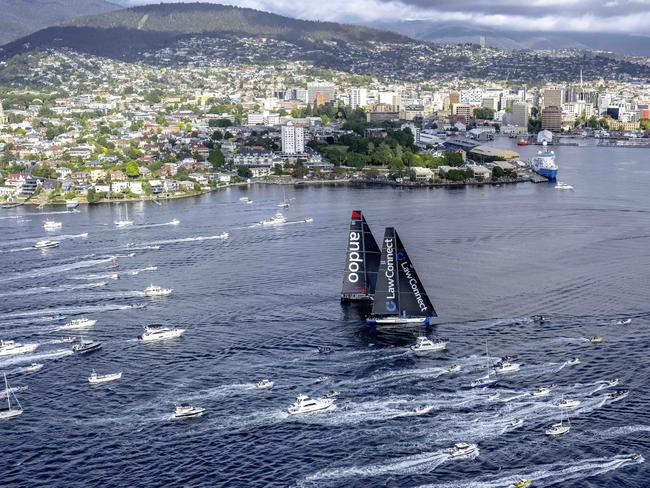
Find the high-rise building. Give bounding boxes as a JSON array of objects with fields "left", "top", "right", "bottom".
[
  {"left": 541, "top": 106, "right": 562, "bottom": 132},
  {"left": 0, "top": 101, "right": 6, "bottom": 125},
  {"left": 449, "top": 91, "right": 460, "bottom": 104},
  {"left": 511, "top": 101, "right": 528, "bottom": 128},
  {"left": 543, "top": 88, "right": 563, "bottom": 109},
  {"left": 481, "top": 97, "right": 499, "bottom": 111},
  {"left": 452, "top": 103, "right": 472, "bottom": 121},
  {"left": 349, "top": 88, "right": 368, "bottom": 109},
  {"left": 307, "top": 82, "right": 335, "bottom": 106},
  {"left": 281, "top": 122, "right": 305, "bottom": 154}
]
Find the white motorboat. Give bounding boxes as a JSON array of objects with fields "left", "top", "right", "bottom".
[
  {"left": 144, "top": 284, "right": 172, "bottom": 297},
  {"left": 510, "top": 418, "right": 524, "bottom": 428},
  {"left": 66, "top": 199, "right": 79, "bottom": 209},
  {"left": 24, "top": 363, "right": 43, "bottom": 373},
  {"left": 447, "top": 364, "right": 462, "bottom": 373},
  {"left": 590, "top": 336, "right": 604, "bottom": 344},
  {"left": 287, "top": 394, "right": 335, "bottom": 415},
  {"left": 88, "top": 370, "right": 123, "bottom": 384},
  {"left": 414, "top": 405, "right": 434, "bottom": 415},
  {"left": 169, "top": 219, "right": 180, "bottom": 225},
  {"left": 325, "top": 390, "right": 340, "bottom": 399},
  {"left": 317, "top": 375, "right": 330, "bottom": 383},
  {"left": 174, "top": 404, "right": 205, "bottom": 419},
  {"left": 60, "top": 317, "right": 97, "bottom": 330},
  {"left": 304, "top": 217, "right": 314, "bottom": 223},
  {"left": 61, "top": 336, "right": 77, "bottom": 343},
  {"left": 260, "top": 212, "right": 286, "bottom": 226},
  {"left": 448, "top": 442, "right": 478, "bottom": 458},
  {"left": 0, "top": 373, "right": 23, "bottom": 420},
  {"left": 486, "top": 392, "right": 500, "bottom": 401},
  {"left": 410, "top": 336, "right": 448, "bottom": 353},
  {"left": 531, "top": 384, "right": 556, "bottom": 397},
  {"left": 139, "top": 325, "right": 185, "bottom": 342},
  {"left": 495, "top": 359, "right": 521, "bottom": 374},
  {"left": 0, "top": 339, "right": 38, "bottom": 357},
  {"left": 43, "top": 220, "right": 62, "bottom": 231},
  {"left": 558, "top": 398, "right": 581, "bottom": 409},
  {"left": 567, "top": 357, "right": 580, "bottom": 365},
  {"left": 256, "top": 379, "right": 274, "bottom": 389},
  {"left": 555, "top": 182, "right": 574, "bottom": 190},
  {"left": 239, "top": 197, "right": 253, "bottom": 204},
  {"left": 606, "top": 378, "right": 619, "bottom": 387},
  {"left": 34, "top": 239, "right": 59, "bottom": 249},
  {"left": 617, "top": 318, "right": 632, "bottom": 325},
  {"left": 607, "top": 389, "right": 629, "bottom": 401}
]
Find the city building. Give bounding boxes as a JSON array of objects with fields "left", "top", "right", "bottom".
[
  {"left": 349, "top": 88, "right": 368, "bottom": 109},
  {"left": 281, "top": 122, "right": 305, "bottom": 154},
  {"left": 0, "top": 102, "right": 7, "bottom": 125},
  {"left": 541, "top": 106, "right": 562, "bottom": 132},
  {"left": 543, "top": 88, "right": 563, "bottom": 109},
  {"left": 511, "top": 101, "right": 528, "bottom": 128},
  {"left": 307, "top": 82, "right": 335, "bottom": 106},
  {"left": 452, "top": 103, "right": 472, "bottom": 121}
]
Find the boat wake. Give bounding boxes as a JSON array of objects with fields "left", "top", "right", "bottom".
[
  {"left": 0, "top": 257, "right": 114, "bottom": 283},
  {"left": 0, "top": 281, "right": 107, "bottom": 298},
  {"left": 0, "top": 302, "right": 146, "bottom": 320},
  {"left": 143, "top": 233, "right": 229, "bottom": 246},
  {"left": 0, "top": 349, "right": 73, "bottom": 368}
]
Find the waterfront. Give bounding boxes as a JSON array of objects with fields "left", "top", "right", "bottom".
[{"left": 1, "top": 143, "right": 650, "bottom": 487}]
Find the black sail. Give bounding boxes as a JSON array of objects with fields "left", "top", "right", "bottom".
[
  {"left": 340, "top": 210, "right": 381, "bottom": 301},
  {"left": 370, "top": 227, "right": 437, "bottom": 318}
]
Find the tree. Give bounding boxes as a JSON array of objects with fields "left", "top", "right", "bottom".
[
  {"left": 237, "top": 166, "right": 253, "bottom": 178},
  {"left": 208, "top": 148, "right": 225, "bottom": 169},
  {"left": 273, "top": 165, "right": 284, "bottom": 176},
  {"left": 87, "top": 187, "right": 97, "bottom": 203},
  {"left": 639, "top": 119, "right": 650, "bottom": 130},
  {"left": 473, "top": 107, "right": 495, "bottom": 120},
  {"left": 292, "top": 165, "right": 308, "bottom": 178},
  {"left": 212, "top": 130, "right": 223, "bottom": 140},
  {"left": 125, "top": 161, "right": 139, "bottom": 178}
]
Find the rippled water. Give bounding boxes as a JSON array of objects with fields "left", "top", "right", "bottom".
[{"left": 1, "top": 142, "right": 649, "bottom": 487}]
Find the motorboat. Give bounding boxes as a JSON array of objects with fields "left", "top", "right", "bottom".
[
  {"left": 617, "top": 318, "right": 632, "bottom": 325},
  {"left": 447, "top": 364, "right": 462, "bottom": 373},
  {"left": 0, "top": 340, "right": 38, "bottom": 357},
  {"left": 495, "top": 359, "right": 521, "bottom": 374},
  {"left": 72, "top": 338, "right": 102, "bottom": 354},
  {"left": 325, "top": 390, "right": 340, "bottom": 399},
  {"left": 174, "top": 404, "right": 205, "bottom": 419},
  {"left": 139, "top": 325, "right": 185, "bottom": 342},
  {"left": 304, "top": 217, "right": 314, "bottom": 223},
  {"left": 410, "top": 336, "right": 448, "bottom": 353},
  {"left": 532, "top": 314, "right": 547, "bottom": 323},
  {"left": 61, "top": 336, "right": 76, "bottom": 343},
  {"left": 607, "top": 389, "right": 629, "bottom": 400},
  {"left": 590, "top": 336, "right": 604, "bottom": 344},
  {"left": 0, "top": 373, "right": 23, "bottom": 420},
  {"left": 448, "top": 442, "right": 478, "bottom": 458},
  {"left": 88, "top": 370, "right": 122, "bottom": 384},
  {"left": 414, "top": 405, "right": 434, "bottom": 415},
  {"left": 54, "top": 314, "right": 66, "bottom": 321},
  {"left": 567, "top": 357, "right": 580, "bottom": 365},
  {"left": 287, "top": 394, "right": 335, "bottom": 415},
  {"left": 169, "top": 219, "right": 180, "bottom": 225},
  {"left": 60, "top": 318, "right": 97, "bottom": 330},
  {"left": 24, "top": 363, "right": 43, "bottom": 373},
  {"left": 239, "top": 197, "right": 253, "bottom": 204},
  {"left": 144, "top": 284, "right": 172, "bottom": 297},
  {"left": 558, "top": 398, "right": 581, "bottom": 409},
  {"left": 486, "top": 392, "right": 500, "bottom": 401},
  {"left": 318, "top": 346, "right": 335, "bottom": 355},
  {"left": 34, "top": 239, "right": 59, "bottom": 249},
  {"left": 260, "top": 212, "right": 286, "bottom": 226},
  {"left": 66, "top": 199, "right": 79, "bottom": 209},
  {"left": 531, "top": 385, "right": 556, "bottom": 397},
  {"left": 277, "top": 202, "right": 290, "bottom": 209},
  {"left": 317, "top": 375, "right": 330, "bottom": 382},
  {"left": 554, "top": 182, "right": 574, "bottom": 190},
  {"left": 513, "top": 479, "right": 533, "bottom": 488},
  {"left": 510, "top": 418, "right": 524, "bottom": 428},
  {"left": 607, "top": 378, "right": 619, "bottom": 387},
  {"left": 43, "top": 220, "right": 62, "bottom": 230},
  {"left": 256, "top": 379, "right": 274, "bottom": 389},
  {"left": 630, "top": 453, "right": 642, "bottom": 461}
]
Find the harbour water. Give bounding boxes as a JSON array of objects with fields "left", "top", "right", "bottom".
[{"left": 1, "top": 142, "right": 650, "bottom": 487}]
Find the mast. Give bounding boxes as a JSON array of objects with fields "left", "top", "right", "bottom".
[{"left": 4, "top": 373, "right": 10, "bottom": 411}]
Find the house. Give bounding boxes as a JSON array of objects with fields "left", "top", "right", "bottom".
[
  {"left": 89, "top": 169, "right": 107, "bottom": 182},
  {"left": 163, "top": 180, "right": 179, "bottom": 192},
  {"left": 110, "top": 170, "right": 126, "bottom": 181},
  {"left": 410, "top": 167, "right": 434, "bottom": 181},
  {"left": 57, "top": 167, "right": 72, "bottom": 179},
  {"left": 465, "top": 164, "right": 491, "bottom": 179},
  {"left": 179, "top": 180, "right": 195, "bottom": 191},
  {"left": 189, "top": 173, "right": 209, "bottom": 185},
  {"left": 250, "top": 167, "right": 271, "bottom": 178},
  {"left": 128, "top": 181, "right": 144, "bottom": 195},
  {"left": 149, "top": 180, "right": 163, "bottom": 194},
  {"left": 111, "top": 181, "right": 129, "bottom": 193}
]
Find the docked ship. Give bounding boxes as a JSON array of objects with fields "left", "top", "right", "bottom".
[
  {"left": 529, "top": 141, "right": 558, "bottom": 180},
  {"left": 340, "top": 210, "right": 381, "bottom": 303},
  {"left": 366, "top": 227, "right": 437, "bottom": 327}
]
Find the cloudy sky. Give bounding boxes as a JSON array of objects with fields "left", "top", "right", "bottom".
[{"left": 124, "top": 0, "right": 650, "bottom": 34}]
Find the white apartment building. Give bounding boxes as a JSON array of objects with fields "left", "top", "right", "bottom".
[
  {"left": 349, "top": 88, "right": 368, "bottom": 109},
  {"left": 281, "top": 122, "right": 305, "bottom": 154}
]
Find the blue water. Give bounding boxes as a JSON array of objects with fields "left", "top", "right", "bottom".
[{"left": 1, "top": 141, "right": 649, "bottom": 487}]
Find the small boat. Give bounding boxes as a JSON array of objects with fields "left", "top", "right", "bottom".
[
  {"left": 304, "top": 217, "right": 314, "bottom": 223},
  {"left": 516, "top": 138, "right": 530, "bottom": 146},
  {"left": 0, "top": 340, "right": 38, "bottom": 357},
  {"left": 317, "top": 375, "right": 330, "bottom": 382},
  {"left": 139, "top": 325, "right": 185, "bottom": 342},
  {"left": 256, "top": 379, "right": 274, "bottom": 389},
  {"left": 471, "top": 340, "right": 498, "bottom": 388},
  {"left": 510, "top": 418, "right": 524, "bottom": 428},
  {"left": 447, "top": 364, "right": 462, "bottom": 373},
  {"left": 325, "top": 390, "right": 340, "bottom": 399},
  {"left": 318, "top": 346, "right": 335, "bottom": 355},
  {"left": 590, "top": 336, "right": 604, "bottom": 344},
  {"left": 54, "top": 314, "right": 66, "bottom": 321},
  {"left": 88, "top": 370, "right": 122, "bottom": 384},
  {"left": 410, "top": 336, "right": 448, "bottom": 353},
  {"left": 66, "top": 199, "right": 79, "bottom": 209},
  {"left": 287, "top": 394, "right": 335, "bottom": 415},
  {"left": 495, "top": 359, "right": 521, "bottom": 374},
  {"left": 545, "top": 401, "right": 570, "bottom": 436},
  {"left": 0, "top": 373, "right": 23, "bottom": 420},
  {"left": 169, "top": 219, "right": 180, "bottom": 225},
  {"left": 61, "top": 336, "right": 76, "bottom": 343},
  {"left": 24, "top": 363, "right": 43, "bottom": 373},
  {"left": 414, "top": 405, "right": 433, "bottom": 415},
  {"left": 617, "top": 318, "right": 632, "bottom": 325},
  {"left": 448, "top": 442, "right": 478, "bottom": 458},
  {"left": 144, "top": 284, "right": 172, "bottom": 297},
  {"left": 554, "top": 182, "right": 574, "bottom": 190},
  {"left": 260, "top": 212, "right": 286, "bottom": 226},
  {"left": 486, "top": 392, "right": 500, "bottom": 401},
  {"left": 60, "top": 318, "right": 97, "bottom": 330},
  {"left": 277, "top": 202, "right": 290, "bottom": 209},
  {"left": 558, "top": 398, "right": 581, "bottom": 409},
  {"left": 606, "top": 378, "right": 619, "bottom": 387},
  {"left": 532, "top": 314, "right": 547, "bottom": 323},
  {"left": 43, "top": 220, "right": 62, "bottom": 230},
  {"left": 567, "top": 357, "right": 580, "bottom": 365},
  {"left": 531, "top": 384, "right": 556, "bottom": 397},
  {"left": 72, "top": 338, "right": 102, "bottom": 354},
  {"left": 513, "top": 479, "right": 533, "bottom": 488},
  {"left": 607, "top": 389, "right": 629, "bottom": 400},
  {"left": 630, "top": 453, "right": 642, "bottom": 461},
  {"left": 174, "top": 404, "right": 205, "bottom": 419},
  {"left": 114, "top": 205, "right": 133, "bottom": 227},
  {"left": 239, "top": 197, "right": 253, "bottom": 204},
  {"left": 34, "top": 239, "right": 59, "bottom": 249}
]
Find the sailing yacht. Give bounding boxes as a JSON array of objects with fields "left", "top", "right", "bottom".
[
  {"left": 114, "top": 205, "right": 134, "bottom": 228},
  {"left": 545, "top": 400, "right": 571, "bottom": 436},
  {"left": 0, "top": 373, "right": 23, "bottom": 420},
  {"left": 470, "top": 340, "right": 498, "bottom": 387},
  {"left": 366, "top": 227, "right": 437, "bottom": 326},
  {"left": 340, "top": 210, "right": 381, "bottom": 303},
  {"left": 277, "top": 189, "right": 291, "bottom": 209}
]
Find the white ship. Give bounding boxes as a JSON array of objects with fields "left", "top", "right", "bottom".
[
  {"left": 529, "top": 141, "right": 558, "bottom": 180},
  {"left": 138, "top": 325, "right": 185, "bottom": 342},
  {"left": 0, "top": 340, "right": 38, "bottom": 357}
]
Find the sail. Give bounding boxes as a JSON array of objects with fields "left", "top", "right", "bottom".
[
  {"left": 341, "top": 210, "right": 381, "bottom": 300},
  {"left": 370, "top": 227, "right": 436, "bottom": 318}
]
